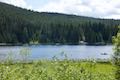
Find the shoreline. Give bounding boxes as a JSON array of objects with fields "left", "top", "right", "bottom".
[{"left": 0, "top": 42, "right": 112, "bottom": 46}]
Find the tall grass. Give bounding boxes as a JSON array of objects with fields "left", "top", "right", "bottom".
[{"left": 0, "top": 60, "right": 115, "bottom": 80}]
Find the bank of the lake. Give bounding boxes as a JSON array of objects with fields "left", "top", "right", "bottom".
[
  {"left": 0, "top": 41, "right": 112, "bottom": 46},
  {"left": 0, "top": 44, "right": 115, "bottom": 80},
  {"left": 0, "top": 60, "right": 115, "bottom": 80}
]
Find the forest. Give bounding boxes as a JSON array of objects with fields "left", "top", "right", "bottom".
[{"left": 0, "top": 2, "right": 120, "bottom": 45}]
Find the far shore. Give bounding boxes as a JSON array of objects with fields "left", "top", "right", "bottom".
[{"left": 0, "top": 42, "right": 112, "bottom": 46}]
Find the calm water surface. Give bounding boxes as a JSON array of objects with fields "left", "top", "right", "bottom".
[{"left": 0, "top": 45, "right": 113, "bottom": 60}]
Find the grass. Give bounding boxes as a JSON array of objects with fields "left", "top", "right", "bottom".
[{"left": 0, "top": 60, "right": 115, "bottom": 80}]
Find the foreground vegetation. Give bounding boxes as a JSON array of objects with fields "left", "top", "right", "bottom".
[
  {"left": 0, "top": 60, "right": 115, "bottom": 80},
  {"left": 112, "top": 26, "right": 120, "bottom": 80}
]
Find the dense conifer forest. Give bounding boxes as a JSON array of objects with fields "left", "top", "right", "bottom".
[{"left": 0, "top": 2, "right": 120, "bottom": 45}]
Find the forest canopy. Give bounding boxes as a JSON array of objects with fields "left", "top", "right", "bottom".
[{"left": 0, "top": 2, "right": 120, "bottom": 45}]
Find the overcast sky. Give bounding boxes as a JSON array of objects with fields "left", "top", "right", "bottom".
[{"left": 0, "top": 0, "right": 120, "bottom": 19}]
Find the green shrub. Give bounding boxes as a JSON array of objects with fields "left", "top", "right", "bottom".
[{"left": 113, "top": 26, "right": 120, "bottom": 80}]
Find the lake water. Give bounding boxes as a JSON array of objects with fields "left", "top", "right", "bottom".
[{"left": 0, "top": 45, "right": 113, "bottom": 60}]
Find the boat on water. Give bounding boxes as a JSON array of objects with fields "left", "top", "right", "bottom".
[{"left": 101, "top": 53, "right": 108, "bottom": 55}]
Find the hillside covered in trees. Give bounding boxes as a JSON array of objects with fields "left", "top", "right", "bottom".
[{"left": 0, "top": 2, "right": 120, "bottom": 45}]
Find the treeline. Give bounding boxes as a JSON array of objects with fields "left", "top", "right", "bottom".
[{"left": 0, "top": 2, "right": 120, "bottom": 45}]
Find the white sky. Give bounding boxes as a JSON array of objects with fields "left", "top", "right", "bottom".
[{"left": 0, "top": 0, "right": 120, "bottom": 19}]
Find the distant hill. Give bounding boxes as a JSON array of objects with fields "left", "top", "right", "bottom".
[{"left": 0, "top": 2, "right": 120, "bottom": 45}]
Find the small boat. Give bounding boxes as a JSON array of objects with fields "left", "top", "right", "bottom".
[{"left": 101, "top": 53, "right": 108, "bottom": 55}]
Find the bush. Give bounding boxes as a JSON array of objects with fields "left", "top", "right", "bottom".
[{"left": 112, "top": 26, "right": 120, "bottom": 80}]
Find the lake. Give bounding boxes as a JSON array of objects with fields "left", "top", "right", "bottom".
[{"left": 0, "top": 45, "right": 113, "bottom": 61}]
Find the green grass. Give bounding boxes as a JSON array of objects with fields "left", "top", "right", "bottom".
[{"left": 0, "top": 60, "right": 115, "bottom": 80}]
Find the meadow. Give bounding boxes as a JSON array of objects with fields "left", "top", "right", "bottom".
[{"left": 0, "top": 59, "right": 115, "bottom": 80}]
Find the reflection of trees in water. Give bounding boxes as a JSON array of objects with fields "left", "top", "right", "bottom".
[
  {"left": 19, "top": 47, "right": 31, "bottom": 62},
  {"left": 0, "top": 48, "right": 31, "bottom": 62},
  {"left": 0, "top": 53, "right": 7, "bottom": 60}
]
